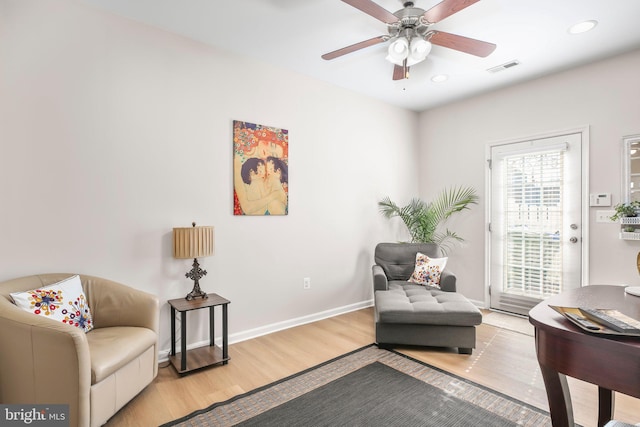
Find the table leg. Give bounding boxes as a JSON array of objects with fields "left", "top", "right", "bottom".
[
  {"left": 597, "top": 387, "right": 614, "bottom": 427},
  {"left": 209, "top": 306, "right": 214, "bottom": 347},
  {"left": 170, "top": 306, "right": 176, "bottom": 356},
  {"left": 539, "top": 364, "right": 574, "bottom": 427},
  {"left": 180, "top": 310, "right": 187, "bottom": 372},
  {"left": 222, "top": 303, "right": 228, "bottom": 363}
]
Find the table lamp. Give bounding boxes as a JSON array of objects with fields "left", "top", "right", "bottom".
[{"left": 173, "top": 222, "right": 214, "bottom": 300}]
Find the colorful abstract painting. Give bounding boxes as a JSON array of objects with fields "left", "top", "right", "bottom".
[{"left": 233, "top": 120, "right": 289, "bottom": 216}]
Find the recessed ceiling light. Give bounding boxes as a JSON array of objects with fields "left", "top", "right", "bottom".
[
  {"left": 431, "top": 74, "right": 448, "bottom": 83},
  {"left": 568, "top": 20, "right": 598, "bottom": 34}
]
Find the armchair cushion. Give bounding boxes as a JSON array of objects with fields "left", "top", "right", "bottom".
[
  {"left": 10, "top": 274, "right": 94, "bottom": 332},
  {"left": 408, "top": 253, "right": 447, "bottom": 288},
  {"left": 87, "top": 326, "right": 156, "bottom": 384}
]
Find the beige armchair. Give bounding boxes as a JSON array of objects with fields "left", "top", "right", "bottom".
[{"left": 0, "top": 273, "right": 159, "bottom": 427}]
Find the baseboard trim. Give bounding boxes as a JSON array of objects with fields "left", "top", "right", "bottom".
[
  {"left": 158, "top": 299, "right": 374, "bottom": 362},
  {"left": 468, "top": 298, "right": 486, "bottom": 309}
]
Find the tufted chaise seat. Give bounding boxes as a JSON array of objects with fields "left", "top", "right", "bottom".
[
  {"left": 373, "top": 243, "right": 482, "bottom": 354},
  {"left": 377, "top": 283, "right": 482, "bottom": 326}
]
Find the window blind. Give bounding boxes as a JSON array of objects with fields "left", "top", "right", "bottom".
[{"left": 502, "top": 150, "right": 564, "bottom": 299}]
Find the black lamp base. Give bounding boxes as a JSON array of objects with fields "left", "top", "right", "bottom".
[{"left": 185, "top": 258, "right": 209, "bottom": 301}]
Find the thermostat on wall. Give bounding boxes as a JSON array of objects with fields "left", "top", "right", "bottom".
[{"left": 589, "top": 193, "right": 611, "bottom": 207}]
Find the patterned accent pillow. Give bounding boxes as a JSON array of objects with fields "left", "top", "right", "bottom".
[
  {"left": 10, "top": 275, "right": 94, "bottom": 333},
  {"left": 408, "top": 252, "right": 448, "bottom": 288}
]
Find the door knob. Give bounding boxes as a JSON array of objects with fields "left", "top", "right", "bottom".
[{"left": 570, "top": 237, "right": 578, "bottom": 243}]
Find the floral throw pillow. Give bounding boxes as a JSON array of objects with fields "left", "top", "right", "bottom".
[
  {"left": 10, "top": 275, "right": 94, "bottom": 333},
  {"left": 408, "top": 253, "right": 448, "bottom": 288}
]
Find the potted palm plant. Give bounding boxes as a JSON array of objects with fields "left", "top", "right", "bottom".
[{"left": 378, "top": 186, "right": 479, "bottom": 254}]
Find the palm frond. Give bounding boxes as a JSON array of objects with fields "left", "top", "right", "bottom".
[
  {"left": 378, "top": 186, "right": 479, "bottom": 253},
  {"left": 432, "top": 229, "right": 464, "bottom": 253},
  {"left": 431, "top": 186, "right": 479, "bottom": 224},
  {"left": 378, "top": 197, "right": 401, "bottom": 218}
]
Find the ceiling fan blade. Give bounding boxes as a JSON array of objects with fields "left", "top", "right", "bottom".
[
  {"left": 392, "top": 64, "right": 409, "bottom": 80},
  {"left": 423, "top": 0, "right": 480, "bottom": 24},
  {"left": 430, "top": 31, "right": 496, "bottom": 57},
  {"left": 322, "top": 36, "right": 387, "bottom": 60},
  {"left": 341, "top": 0, "right": 399, "bottom": 24}
]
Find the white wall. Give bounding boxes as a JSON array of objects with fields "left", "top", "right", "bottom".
[
  {"left": 0, "top": 0, "right": 419, "bottom": 352},
  {"left": 4, "top": 0, "right": 638, "bottom": 354},
  {"left": 418, "top": 49, "right": 640, "bottom": 303}
]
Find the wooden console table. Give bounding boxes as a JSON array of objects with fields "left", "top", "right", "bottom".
[
  {"left": 529, "top": 285, "right": 640, "bottom": 427},
  {"left": 168, "top": 293, "right": 230, "bottom": 375}
]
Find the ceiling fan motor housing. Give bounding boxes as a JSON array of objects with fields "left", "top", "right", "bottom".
[{"left": 389, "top": 5, "right": 431, "bottom": 39}]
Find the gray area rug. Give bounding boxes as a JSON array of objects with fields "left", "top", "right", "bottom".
[{"left": 161, "top": 345, "right": 551, "bottom": 426}]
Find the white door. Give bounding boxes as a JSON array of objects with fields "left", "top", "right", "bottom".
[{"left": 489, "top": 132, "right": 584, "bottom": 315}]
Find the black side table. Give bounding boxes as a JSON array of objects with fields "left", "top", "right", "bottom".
[{"left": 168, "top": 293, "right": 230, "bottom": 375}]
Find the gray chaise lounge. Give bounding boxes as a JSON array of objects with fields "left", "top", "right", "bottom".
[{"left": 373, "top": 242, "right": 482, "bottom": 354}]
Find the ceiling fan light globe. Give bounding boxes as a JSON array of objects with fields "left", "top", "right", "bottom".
[
  {"left": 405, "top": 56, "right": 420, "bottom": 66},
  {"left": 406, "top": 40, "right": 431, "bottom": 66},
  {"left": 412, "top": 39, "right": 432, "bottom": 55},
  {"left": 386, "top": 38, "right": 409, "bottom": 65},
  {"left": 386, "top": 55, "right": 405, "bottom": 66},
  {"left": 392, "top": 38, "right": 409, "bottom": 53}
]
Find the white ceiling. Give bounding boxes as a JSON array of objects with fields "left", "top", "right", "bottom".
[{"left": 82, "top": 0, "right": 640, "bottom": 112}]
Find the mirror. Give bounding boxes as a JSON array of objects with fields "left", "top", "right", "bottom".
[{"left": 624, "top": 134, "right": 640, "bottom": 203}]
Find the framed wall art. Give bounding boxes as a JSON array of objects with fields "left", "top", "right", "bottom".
[{"left": 233, "top": 120, "right": 289, "bottom": 216}]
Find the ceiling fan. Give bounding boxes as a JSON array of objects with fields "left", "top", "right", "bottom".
[{"left": 321, "top": 0, "right": 496, "bottom": 80}]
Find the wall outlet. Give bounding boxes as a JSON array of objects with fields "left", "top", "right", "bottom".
[
  {"left": 303, "top": 277, "right": 311, "bottom": 290},
  {"left": 595, "top": 210, "right": 616, "bottom": 223}
]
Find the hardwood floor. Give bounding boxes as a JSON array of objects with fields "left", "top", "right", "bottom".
[{"left": 106, "top": 308, "right": 640, "bottom": 427}]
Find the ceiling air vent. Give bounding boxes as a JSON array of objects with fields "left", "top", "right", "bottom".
[{"left": 487, "top": 60, "right": 520, "bottom": 73}]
